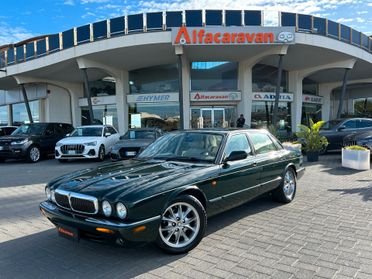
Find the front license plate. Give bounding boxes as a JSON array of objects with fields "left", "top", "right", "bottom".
[
  {"left": 0, "top": 146, "right": 3, "bottom": 150},
  {"left": 58, "top": 225, "right": 79, "bottom": 242},
  {"left": 68, "top": 150, "right": 76, "bottom": 155},
  {"left": 126, "top": 151, "right": 136, "bottom": 156}
]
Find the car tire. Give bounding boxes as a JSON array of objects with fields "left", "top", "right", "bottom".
[
  {"left": 156, "top": 195, "right": 207, "bottom": 254},
  {"left": 27, "top": 145, "right": 41, "bottom": 163},
  {"left": 97, "top": 145, "right": 105, "bottom": 162},
  {"left": 272, "top": 168, "right": 297, "bottom": 203}
]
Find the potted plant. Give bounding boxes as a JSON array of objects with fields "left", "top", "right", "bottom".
[
  {"left": 296, "top": 120, "right": 328, "bottom": 162},
  {"left": 342, "top": 145, "right": 370, "bottom": 170}
]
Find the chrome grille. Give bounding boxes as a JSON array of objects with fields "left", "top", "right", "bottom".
[
  {"left": 61, "top": 144, "right": 85, "bottom": 154},
  {"left": 54, "top": 189, "right": 98, "bottom": 215}
]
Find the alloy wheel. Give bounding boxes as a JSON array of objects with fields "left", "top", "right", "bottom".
[
  {"left": 29, "top": 147, "right": 40, "bottom": 162},
  {"left": 283, "top": 170, "right": 296, "bottom": 200},
  {"left": 159, "top": 202, "right": 200, "bottom": 249}
]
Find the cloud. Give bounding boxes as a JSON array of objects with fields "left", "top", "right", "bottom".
[
  {"left": 81, "top": 0, "right": 109, "bottom": 4},
  {"left": 63, "top": 0, "right": 75, "bottom": 5},
  {"left": 0, "top": 22, "right": 37, "bottom": 45},
  {"left": 356, "top": 11, "right": 368, "bottom": 15},
  {"left": 337, "top": 18, "right": 354, "bottom": 23}
]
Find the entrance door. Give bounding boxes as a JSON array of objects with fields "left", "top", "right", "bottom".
[{"left": 193, "top": 108, "right": 226, "bottom": 128}]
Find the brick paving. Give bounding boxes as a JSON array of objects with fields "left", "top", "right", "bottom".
[{"left": 0, "top": 155, "right": 371, "bottom": 278}]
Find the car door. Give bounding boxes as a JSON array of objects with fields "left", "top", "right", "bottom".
[
  {"left": 248, "top": 132, "right": 286, "bottom": 196},
  {"left": 214, "top": 133, "right": 261, "bottom": 211},
  {"left": 106, "top": 126, "right": 120, "bottom": 151},
  {"left": 328, "top": 120, "right": 357, "bottom": 150},
  {"left": 39, "top": 124, "right": 57, "bottom": 154}
]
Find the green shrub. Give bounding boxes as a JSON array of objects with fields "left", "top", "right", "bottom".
[
  {"left": 296, "top": 119, "right": 328, "bottom": 152},
  {"left": 344, "top": 145, "right": 369, "bottom": 151}
]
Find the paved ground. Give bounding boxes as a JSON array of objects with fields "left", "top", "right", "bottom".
[{"left": 0, "top": 155, "right": 371, "bottom": 279}]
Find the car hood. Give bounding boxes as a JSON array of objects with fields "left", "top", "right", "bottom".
[
  {"left": 344, "top": 130, "right": 372, "bottom": 141},
  {"left": 48, "top": 159, "right": 211, "bottom": 201},
  {"left": 113, "top": 139, "right": 153, "bottom": 148},
  {"left": 0, "top": 134, "right": 34, "bottom": 143},
  {"left": 58, "top": 137, "right": 100, "bottom": 144}
]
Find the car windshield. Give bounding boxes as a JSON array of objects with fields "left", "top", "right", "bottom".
[
  {"left": 137, "top": 132, "right": 223, "bottom": 163},
  {"left": 11, "top": 123, "right": 48, "bottom": 136},
  {"left": 70, "top": 127, "right": 103, "bottom": 137},
  {"left": 321, "top": 120, "right": 343, "bottom": 130},
  {"left": 121, "top": 130, "right": 155, "bottom": 140}
]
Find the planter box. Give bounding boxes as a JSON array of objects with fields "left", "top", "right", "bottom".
[
  {"left": 282, "top": 143, "right": 302, "bottom": 154},
  {"left": 342, "top": 148, "right": 370, "bottom": 170}
]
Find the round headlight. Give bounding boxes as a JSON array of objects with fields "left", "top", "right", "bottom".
[
  {"left": 116, "top": 203, "right": 127, "bottom": 219},
  {"left": 45, "top": 187, "right": 51, "bottom": 200},
  {"left": 102, "top": 201, "right": 112, "bottom": 217}
]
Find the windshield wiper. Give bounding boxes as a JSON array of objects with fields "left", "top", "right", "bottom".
[{"left": 164, "top": 156, "right": 211, "bottom": 163}]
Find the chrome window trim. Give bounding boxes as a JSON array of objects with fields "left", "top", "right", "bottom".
[{"left": 55, "top": 189, "right": 99, "bottom": 215}]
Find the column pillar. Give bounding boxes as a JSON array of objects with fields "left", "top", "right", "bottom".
[
  {"left": 237, "top": 61, "right": 253, "bottom": 127},
  {"left": 115, "top": 70, "right": 129, "bottom": 134},
  {"left": 288, "top": 71, "right": 302, "bottom": 132},
  {"left": 319, "top": 84, "right": 333, "bottom": 122},
  {"left": 181, "top": 55, "right": 190, "bottom": 129},
  {"left": 7, "top": 104, "right": 12, "bottom": 125}
]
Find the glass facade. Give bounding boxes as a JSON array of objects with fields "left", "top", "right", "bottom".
[
  {"left": 12, "top": 101, "right": 39, "bottom": 125},
  {"left": 252, "top": 64, "right": 288, "bottom": 92},
  {"left": 129, "top": 64, "right": 179, "bottom": 94},
  {"left": 251, "top": 101, "right": 291, "bottom": 131},
  {"left": 81, "top": 105, "right": 118, "bottom": 129},
  {"left": 190, "top": 107, "right": 236, "bottom": 129},
  {"left": 0, "top": 106, "right": 7, "bottom": 125},
  {"left": 301, "top": 103, "right": 322, "bottom": 125},
  {"left": 353, "top": 98, "right": 372, "bottom": 118},
  {"left": 129, "top": 103, "right": 179, "bottom": 131},
  {"left": 303, "top": 78, "right": 318, "bottom": 95},
  {"left": 90, "top": 78, "right": 116, "bottom": 97},
  {"left": 191, "top": 62, "right": 238, "bottom": 91}
]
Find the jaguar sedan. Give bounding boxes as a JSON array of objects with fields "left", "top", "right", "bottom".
[{"left": 40, "top": 129, "right": 304, "bottom": 254}]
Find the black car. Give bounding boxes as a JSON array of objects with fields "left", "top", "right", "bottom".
[
  {"left": 0, "top": 126, "right": 18, "bottom": 136},
  {"left": 320, "top": 118, "right": 372, "bottom": 151},
  {"left": 110, "top": 128, "right": 163, "bottom": 161},
  {"left": 343, "top": 130, "right": 372, "bottom": 150},
  {"left": 0, "top": 122, "right": 74, "bottom": 163}
]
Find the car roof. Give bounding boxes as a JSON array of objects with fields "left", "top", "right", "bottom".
[
  {"left": 76, "top": 125, "right": 110, "bottom": 128},
  {"left": 171, "top": 128, "right": 269, "bottom": 135}
]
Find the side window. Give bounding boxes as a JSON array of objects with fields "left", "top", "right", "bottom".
[
  {"left": 358, "top": 120, "right": 372, "bottom": 128},
  {"left": 108, "top": 127, "right": 117, "bottom": 134},
  {"left": 54, "top": 124, "right": 65, "bottom": 135},
  {"left": 104, "top": 127, "right": 109, "bottom": 135},
  {"left": 63, "top": 124, "right": 74, "bottom": 133},
  {"left": 250, "top": 133, "right": 278, "bottom": 154},
  {"left": 343, "top": 120, "right": 357, "bottom": 129},
  {"left": 224, "top": 134, "right": 251, "bottom": 158},
  {"left": 44, "top": 124, "right": 54, "bottom": 136}
]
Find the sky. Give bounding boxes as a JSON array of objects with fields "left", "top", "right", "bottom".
[{"left": 0, "top": 0, "right": 372, "bottom": 45}]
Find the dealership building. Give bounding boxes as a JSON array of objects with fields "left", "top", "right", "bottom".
[{"left": 0, "top": 10, "right": 372, "bottom": 134}]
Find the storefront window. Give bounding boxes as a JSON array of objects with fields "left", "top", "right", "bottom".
[
  {"left": 12, "top": 101, "right": 39, "bottom": 125},
  {"left": 0, "top": 105, "right": 7, "bottom": 125},
  {"left": 191, "top": 61, "right": 238, "bottom": 91},
  {"left": 90, "top": 77, "right": 116, "bottom": 97},
  {"left": 129, "top": 103, "right": 179, "bottom": 131},
  {"left": 81, "top": 105, "right": 118, "bottom": 129},
  {"left": 301, "top": 103, "right": 322, "bottom": 125},
  {"left": 252, "top": 64, "right": 288, "bottom": 92},
  {"left": 190, "top": 107, "right": 236, "bottom": 129},
  {"left": 251, "top": 101, "right": 291, "bottom": 131},
  {"left": 129, "top": 64, "right": 179, "bottom": 94},
  {"left": 303, "top": 78, "right": 318, "bottom": 95},
  {"left": 354, "top": 98, "right": 372, "bottom": 117}
]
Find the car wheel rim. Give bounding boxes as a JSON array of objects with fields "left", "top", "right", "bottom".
[
  {"left": 30, "top": 147, "right": 40, "bottom": 162},
  {"left": 283, "top": 171, "right": 295, "bottom": 200},
  {"left": 100, "top": 148, "right": 104, "bottom": 160},
  {"left": 159, "top": 202, "right": 200, "bottom": 249}
]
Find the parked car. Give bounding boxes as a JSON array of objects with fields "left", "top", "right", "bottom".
[
  {"left": 0, "top": 122, "right": 74, "bottom": 163},
  {"left": 0, "top": 126, "right": 18, "bottom": 136},
  {"left": 110, "top": 128, "right": 163, "bottom": 161},
  {"left": 55, "top": 125, "right": 120, "bottom": 162},
  {"left": 40, "top": 129, "right": 304, "bottom": 254},
  {"left": 320, "top": 118, "right": 372, "bottom": 152},
  {"left": 343, "top": 130, "right": 372, "bottom": 150}
]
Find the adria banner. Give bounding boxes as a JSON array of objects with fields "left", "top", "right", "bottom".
[
  {"left": 172, "top": 26, "right": 295, "bottom": 45},
  {"left": 252, "top": 92, "right": 293, "bottom": 102}
]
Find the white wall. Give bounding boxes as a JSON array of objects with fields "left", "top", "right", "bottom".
[{"left": 45, "top": 84, "right": 72, "bottom": 124}]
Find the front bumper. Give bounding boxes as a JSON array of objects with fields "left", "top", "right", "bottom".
[
  {"left": 0, "top": 144, "right": 28, "bottom": 159},
  {"left": 55, "top": 145, "right": 99, "bottom": 159},
  {"left": 296, "top": 167, "right": 305, "bottom": 180},
  {"left": 40, "top": 201, "right": 161, "bottom": 245},
  {"left": 110, "top": 148, "right": 139, "bottom": 161}
]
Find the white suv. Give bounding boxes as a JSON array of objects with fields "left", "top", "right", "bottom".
[{"left": 55, "top": 125, "right": 120, "bottom": 162}]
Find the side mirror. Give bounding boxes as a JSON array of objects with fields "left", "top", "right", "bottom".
[
  {"left": 224, "top": 151, "right": 248, "bottom": 163},
  {"left": 105, "top": 132, "right": 111, "bottom": 137}
]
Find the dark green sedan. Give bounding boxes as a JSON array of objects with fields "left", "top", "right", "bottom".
[{"left": 40, "top": 129, "right": 304, "bottom": 254}]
